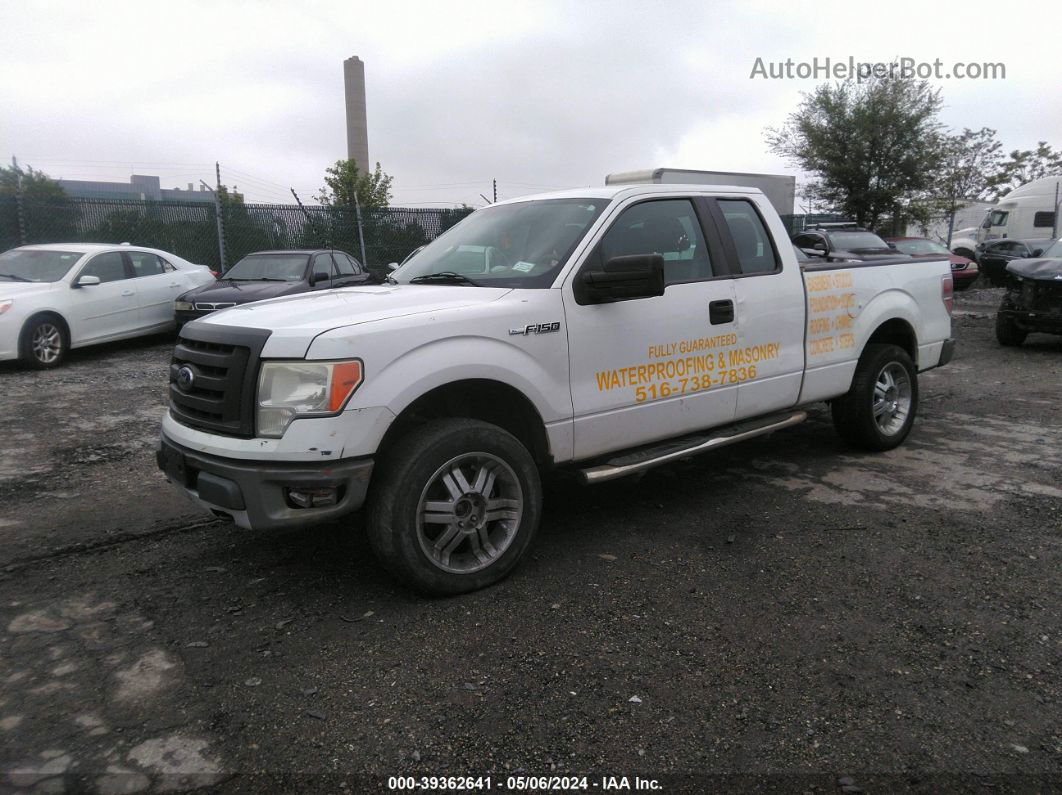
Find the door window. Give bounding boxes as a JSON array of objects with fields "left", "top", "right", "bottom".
[
  {"left": 312, "top": 253, "right": 335, "bottom": 281},
  {"left": 717, "top": 200, "right": 779, "bottom": 274},
  {"left": 598, "top": 199, "right": 712, "bottom": 285},
  {"left": 80, "top": 252, "right": 128, "bottom": 283},
  {"left": 127, "top": 252, "right": 165, "bottom": 277}
]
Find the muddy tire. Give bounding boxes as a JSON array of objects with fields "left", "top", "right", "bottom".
[
  {"left": 19, "top": 314, "right": 69, "bottom": 369},
  {"left": 366, "top": 419, "right": 541, "bottom": 596},
  {"left": 995, "top": 310, "right": 1027, "bottom": 347},
  {"left": 831, "top": 344, "right": 919, "bottom": 452}
]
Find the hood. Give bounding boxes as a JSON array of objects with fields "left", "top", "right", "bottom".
[
  {"left": 0, "top": 280, "right": 59, "bottom": 299},
  {"left": 180, "top": 279, "right": 306, "bottom": 304},
  {"left": 1006, "top": 258, "right": 1062, "bottom": 281},
  {"left": 200, "top": 283, "right": 513, "bottom": 336}
]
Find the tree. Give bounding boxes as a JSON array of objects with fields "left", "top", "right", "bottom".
[
  {"left": 317, "top": 160, "right": 393, "bottom": 209},
  {"left": 765, "top": 70, "right": 946, "bottom": 232},
  {"left": 984, "top": 142, "right": 1062, "bottom": 200},
  {"left": 927, "top": 127, "right": 1002, "bottom": 244},
  {"left": 0, "top": 163, "right": 67, "bottom": 199}
]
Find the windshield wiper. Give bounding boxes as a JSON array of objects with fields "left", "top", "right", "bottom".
[
  {"left": 0, "top": 273, "right": 31, "bottom": 282},
  {"left": 408, "top": 271, "right": 480, "bottom": 286},
  {"left": 249, "top": 277, "right": 291, "bottom": 282}
]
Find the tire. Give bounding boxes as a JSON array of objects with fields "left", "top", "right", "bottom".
[
  {"left": 995, "top": 310, "right": 1027, "bottom": 347},
  {"left": 831, "top": 344, "right": 919, "bottom": 452},
  {"left": 19, "top": 314, "right": 69, "bottom": 369},
  {"left": 366, "top": 418, "right": 542, "bottom": 596}
]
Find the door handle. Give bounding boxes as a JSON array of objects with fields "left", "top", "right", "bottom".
[
  {"left": 709, "top": 299, "right": 734, "bottom": 325},
  {"left": 122, "top": 290, "right": 135, "bottom": 297}
]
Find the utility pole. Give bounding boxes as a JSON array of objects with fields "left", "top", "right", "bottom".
[
  {"left": 352, "top": 193, "right": 367, "bottom": 267},
  {"left": 12, "top": 156, "right": 26, "bottom": 246},
  {"left": 1053, "top": 181, "right": 1059, "bottom": 240},
  {"left": 493, "top": 178, "right": 497, "bottom": 203},
  {"left": 197, "top": 161, "right": 226, "bottom": 272}
]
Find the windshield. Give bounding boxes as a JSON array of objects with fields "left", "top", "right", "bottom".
[
  {"left": 831, "top": 231, "right": 891, "bottom": 250},
  {"left": 1041, "top": 239, "right": 1062, "bottom": 258},
  {"left": 0, "top": 249, "right": 84, "bottom": 282},
  {"left": 224, "top": 254, "right": 309, "bottom": 281},
  {"left": 892, "top": 238, "right": 949, "bottom": 256},
  {"left": 394, "top": 199, "right": 608, "bottom": 288}
]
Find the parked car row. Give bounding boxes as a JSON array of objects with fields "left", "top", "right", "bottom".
[{"left": 0, "top": 244, "right": 369, "bottom": 368}]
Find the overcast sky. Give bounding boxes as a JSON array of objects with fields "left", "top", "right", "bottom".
[{"left": 3, "top": 0, "right": 1059, "bottom": 208}]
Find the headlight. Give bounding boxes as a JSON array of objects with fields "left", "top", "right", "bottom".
[
  {"left": 0, "top": 299, "right": 12, "bottom": 315},
  {"left": 256, "top": 360, "right": 364, "bottom": 438},
  {"left": 175, "top": 301, "right": 194, "bottom": 311}
]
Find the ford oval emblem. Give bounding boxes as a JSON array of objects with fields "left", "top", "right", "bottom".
[{"left": 176, "top": 365, "right": 195, "bottom": 391}]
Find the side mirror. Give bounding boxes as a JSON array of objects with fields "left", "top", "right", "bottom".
[
  {"left": 309, "top": 270, "right": 330, "bottom": 286},
  {"left": 887, "top": 242, "right": 897, "bottom": 249},
  {"left": 387, "top": 262, "right": 399, "bottom": 271},
  {"left": 577, "top": 254, "right": 665, "bottom": 304},
  {"left": 74, "top": 275, "right": 101, "bottom": 288},
  {"left": 813, "top": 242, "right": 828, "bottom": 252},
  {"left": 801, "top": 247, "right": 827, "bottom": 258},
  {"left": 1031, "top": 248, "right": 1043, "bottom": 257}
]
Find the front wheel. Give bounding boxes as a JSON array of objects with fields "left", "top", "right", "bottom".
[
  {"left": 366, "top": 419, "right": 542, "bottom": 595},
  {"left": 995, "top": 310, "right": 1027, "bottom": 347},
  {"left": 831, "top": 344, "right": 919, "bottom": 451},
  {"left": 19, "top": 315, "right": 68, "bottom": 369}
]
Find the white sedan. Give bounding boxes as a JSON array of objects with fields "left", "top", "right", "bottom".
[{"left": 0, "top": 243, "right": 216, "bottom": 368}]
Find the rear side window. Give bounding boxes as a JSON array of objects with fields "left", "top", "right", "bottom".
[
  {"left": 334, "top": 253, "right": 356, "bottom": 276},
  {"left": 717, "top": 199, "right": 778, "bottom": 274},
  {"left": 128, "top": 252, "right": 165, "bottom": 277},
  {"left": 1033, "top": 211, "right": 1057, "bottom": 228}
]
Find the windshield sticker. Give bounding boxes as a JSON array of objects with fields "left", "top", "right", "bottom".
[{"left": 512, "top": 261, "right": 536, "bottom": 273}]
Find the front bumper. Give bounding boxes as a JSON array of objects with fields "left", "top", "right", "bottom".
[
  {"left": 157, "top": 434, "right": 373, "bottom": 530},
  {"left": 998, "top": 307, "right": 1062, "bottom": 335}
]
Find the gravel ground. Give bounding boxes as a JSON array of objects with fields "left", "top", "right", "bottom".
[{"left": 0, "top": 288, "right": 1060, "bottom": 793}]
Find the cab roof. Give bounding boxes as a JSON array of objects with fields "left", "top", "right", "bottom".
[{"left": 491, "top": 183, "right": 765, "bottom": 206}]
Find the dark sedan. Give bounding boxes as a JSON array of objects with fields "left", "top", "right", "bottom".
[
  {"left": 884, "top": 236, "right": 979, "bottom": 290},
  {"left": 976, "top": 238, "right": 1054, "bottom": 287},
  {"left": 792, "top": 227, "right": 902, "bottom": 263},
  {"left": 175, "top": 249, "right": 371, "bottom": 327}
]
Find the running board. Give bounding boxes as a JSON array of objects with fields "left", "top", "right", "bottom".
[{"left": 577, "top": 411, "right": 807, "bottom": 484}]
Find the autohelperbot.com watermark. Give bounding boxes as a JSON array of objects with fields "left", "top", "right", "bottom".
[{"left": 750, "top": 56, "right": 1006, "bottom": 81}]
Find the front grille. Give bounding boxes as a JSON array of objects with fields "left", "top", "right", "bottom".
[
  {"left": 194, "top": 302, "right": 237, "bottom": 311},
  {"left": 168, "top": 323, "right": 271, "bottom": 438},
  {"left": 1028, "top": 281, "right": 1062, "bottom": 312}
]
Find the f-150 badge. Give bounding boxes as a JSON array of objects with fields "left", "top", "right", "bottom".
[{"left": 510, "top": 322, "right": 561, "bottom": 336}]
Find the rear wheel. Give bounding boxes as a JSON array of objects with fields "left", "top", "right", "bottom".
[
  {"left": 995, "top": 309, "right": 1027, "bottom": 347},
  {"left": 831, "top": 344, "right": 918, "bottom": 451},
  {"left": 366, "top": 419, "right": 542, "bottom": 595},
  {"left": 19, "top": 315, "right": 68, "bottom": 369}
]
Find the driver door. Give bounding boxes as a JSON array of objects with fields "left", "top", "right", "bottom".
[
  {"left": 563, "top": 197, "right": 739, "bottom": 460},
  {"left": 68, "top": 251, "right": 140, "bottom": 342}
]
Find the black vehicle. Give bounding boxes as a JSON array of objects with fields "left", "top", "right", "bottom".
[
  {"left": 976, "top": 238, "right": 1054, "bottom": 287},
  {"left": 792, "top": 227, "right": 902, "bottom": 262},
  {"left": 995, "top": 238, "right": 1062, "bottom": 346},
  {"left": 175, "top": 249, "right": 370, "bottom": 327}
]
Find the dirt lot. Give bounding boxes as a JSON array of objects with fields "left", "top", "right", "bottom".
[{"left": 0, "top": 288, "right": 1060, "bottom": 793}]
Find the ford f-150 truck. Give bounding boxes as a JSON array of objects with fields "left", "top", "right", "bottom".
[{"left": 157, "top": 184, "right": 954, "bottom": 595}]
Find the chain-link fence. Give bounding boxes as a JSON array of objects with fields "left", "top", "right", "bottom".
[{"left": 0, "top": 196, "right": 473, "bottom": 273}]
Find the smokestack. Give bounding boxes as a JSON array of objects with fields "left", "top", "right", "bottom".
[{"left": 343, "top": 56, "right": 369, "bottom": 173}]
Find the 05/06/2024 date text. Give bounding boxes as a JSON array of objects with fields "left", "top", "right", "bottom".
[{"left": 634, "top": 366, "right": 757, "bottom": 402}]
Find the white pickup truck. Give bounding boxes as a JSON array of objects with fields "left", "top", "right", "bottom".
[{"left": 157, "top": 184, "right": 954, "bottom": 594}]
